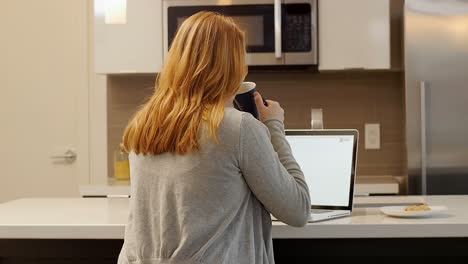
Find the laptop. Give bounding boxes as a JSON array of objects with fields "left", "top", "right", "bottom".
[{"left": 285, "top": 129, "right": 359, "bottom": 222}]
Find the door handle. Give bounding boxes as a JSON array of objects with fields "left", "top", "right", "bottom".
[
  {"left": 420, "top": 81, "right": 427, "bottom": 195},
  {"left": 50, "top": 150, "right": 77, "bottom": 162},
  {"left": 274, "top": 0, "right": 282, "bottom": 59}
]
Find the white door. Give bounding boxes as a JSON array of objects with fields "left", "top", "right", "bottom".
[{"left": 0, "top": 0, "right": 89, "bottom": 202}]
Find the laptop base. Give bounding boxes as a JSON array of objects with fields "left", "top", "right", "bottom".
[{"left": 308, "top": 210, "right": 350, "bottom": 222}]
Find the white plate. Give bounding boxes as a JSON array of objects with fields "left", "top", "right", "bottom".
[{"left": 380, "top": 206, "right": 448, "bottom": 218}]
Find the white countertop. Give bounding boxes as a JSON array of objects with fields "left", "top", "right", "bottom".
[
  {"left": 0, "top": 196, "right": 467, "bottom": 239},
  {"left": 80, "top": 176, "right": 400, "bottom": 197}
]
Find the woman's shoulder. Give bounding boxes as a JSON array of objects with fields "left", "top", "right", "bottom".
[
  {"left": 223, "top": 106, "right": 260, "bottom": 124},
  {"left": 220, "top": 107, "right": 243, "bottom": 133},
  {"left": 222, "top": 107, "right": 267, "bottom": 135}
]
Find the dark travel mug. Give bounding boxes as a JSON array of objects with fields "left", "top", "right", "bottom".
[{"left": 234, "top": 82, "right": 267, "bottom": 119}]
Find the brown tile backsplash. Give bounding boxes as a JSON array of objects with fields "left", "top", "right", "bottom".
[{"left": 107, "top": 71, "right": 406, "bottom": 180}]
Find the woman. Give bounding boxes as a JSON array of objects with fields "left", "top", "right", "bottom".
[{"left": 118, "top": 11, "right": 310, "bottom": 264}]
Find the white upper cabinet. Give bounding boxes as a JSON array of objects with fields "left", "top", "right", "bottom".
[
  {"left": 94, "top": 0, "right": 163, "bottom": 74},
  {"left": 319, "top": 0, "right": 390, "bottom": 70}
]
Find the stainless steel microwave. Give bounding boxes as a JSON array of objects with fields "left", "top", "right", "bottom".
[{"left": 162, "top": 0, "right": 318, "bottom": 66}]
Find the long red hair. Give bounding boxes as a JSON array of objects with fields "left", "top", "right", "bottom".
[{"left": 123, "top": 12, "right": 247, "bottom": 155}]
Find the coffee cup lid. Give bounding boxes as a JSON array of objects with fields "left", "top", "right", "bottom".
[{"left": 236, "top": 82, "right": 256, "bottom": 95}]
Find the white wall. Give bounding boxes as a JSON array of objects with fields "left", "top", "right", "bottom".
[{"left": 88, "top": 0, "right": 109, "bottom": 184}]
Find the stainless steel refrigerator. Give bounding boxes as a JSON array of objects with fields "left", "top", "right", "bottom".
[{"left": 405, "top": 0, "right": 468, "bottom": 194}]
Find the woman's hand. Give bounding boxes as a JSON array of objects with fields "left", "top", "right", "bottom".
[{"left": 254, "top": 91, "right": 284, "bottom": 123}]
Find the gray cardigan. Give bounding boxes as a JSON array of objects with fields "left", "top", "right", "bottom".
[{"left": 118, "top": 107, "right": 310, "bottom": 264}]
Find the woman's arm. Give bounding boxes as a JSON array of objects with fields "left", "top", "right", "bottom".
[{"left": 239, "top": 114, "right": 311, "bottom": 227}]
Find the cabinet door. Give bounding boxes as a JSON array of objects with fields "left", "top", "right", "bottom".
[
  {"left": 319, "top": 0, "right": 390, "bottom": 70},
  {"left": 94, "top": 0, "right": 163, "bottom": 73}
]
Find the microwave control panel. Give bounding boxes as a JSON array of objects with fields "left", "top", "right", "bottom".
[{"left": 283, "top": 4, "right": 312, "bottom": 52}]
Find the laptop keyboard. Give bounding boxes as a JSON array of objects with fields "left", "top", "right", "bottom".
[{"left": 311, "top": 209, "right": 333, "bottom": 214}]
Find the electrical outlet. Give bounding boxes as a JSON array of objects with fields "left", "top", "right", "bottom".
[
  {"left": 311, "top": 108, "right": 323, "bottom": 129},
  {"left": 365, "top": 123, "right": 381, "bottom": 150}
]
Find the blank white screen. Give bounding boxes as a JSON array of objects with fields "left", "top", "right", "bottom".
[{"left": 286, "top": 135, "right": 355, "bottom": 207}]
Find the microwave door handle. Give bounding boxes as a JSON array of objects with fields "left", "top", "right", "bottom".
[{"left": 274, "top": 0, "right": 282, "bottom": 59}]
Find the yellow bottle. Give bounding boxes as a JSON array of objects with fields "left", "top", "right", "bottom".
[{"left": 114, "top": 143, "right": 130, "bottom": 180}]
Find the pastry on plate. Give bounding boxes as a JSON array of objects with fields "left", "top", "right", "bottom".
[{"left": 405, "top": 204, "right": 431, "bottom": 211}]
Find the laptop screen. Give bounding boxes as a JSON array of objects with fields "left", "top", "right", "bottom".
[{"left": 286, "top": 134, "right": 356, "bottom": 208}]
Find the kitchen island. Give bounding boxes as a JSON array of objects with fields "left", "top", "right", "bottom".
[{"left": 1, "top": 196, "right": 467, "bottom": 262}]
